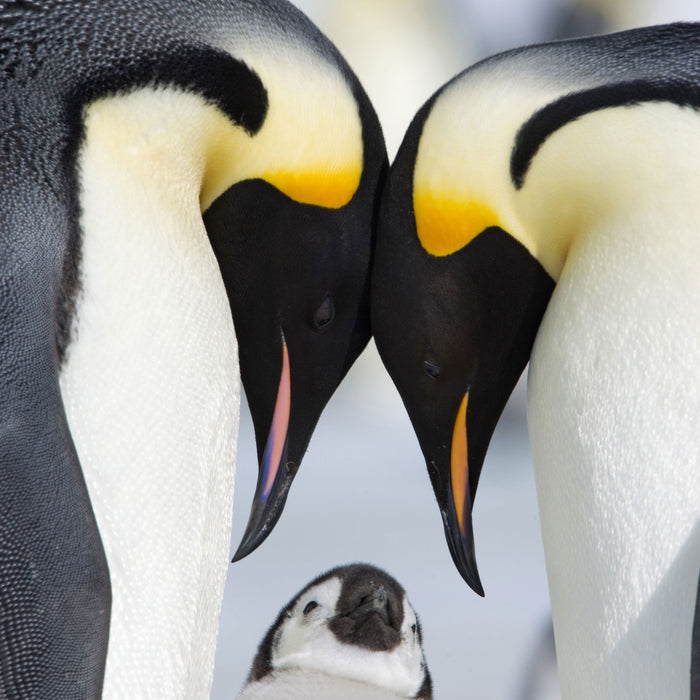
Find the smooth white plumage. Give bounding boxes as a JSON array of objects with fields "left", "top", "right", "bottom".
[
  {"left": 527, "top": 102, "right": 700, "bottom": 696},
  {"left": 238, "top": 668, "right": 421, "bottom": 700},
  {"left": 59, "top": 88, "right": 241, "bottom": 697}
]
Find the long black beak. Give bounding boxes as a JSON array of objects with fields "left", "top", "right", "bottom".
[
  {"left": 441, "top": 390, "right": 484, "bottom": 596},
  {"left": 232, "top": 336, "right": 293, "bottom": 562}
]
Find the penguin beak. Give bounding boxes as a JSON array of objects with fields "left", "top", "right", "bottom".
[
  {"left": 348, "top": 586, "right": 391, "bottom": 625},
  {"left": 395, "top": 376, "right": 486, "bottom": 597},
  {"left": 442, "top": 390, "right": 484, "bottom": 597},
  {"left": 232, "top": 335, "right": 293, "bottom": 562}
]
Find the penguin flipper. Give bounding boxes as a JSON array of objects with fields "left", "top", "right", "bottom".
[{"left": 0, "top": 234, "right": 111, "bottom": 696}]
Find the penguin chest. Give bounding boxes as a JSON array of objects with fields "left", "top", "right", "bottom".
[
  {"left": 58, "top": 119, "right": 240, "bottom": 697},
  {"left": 527, "top": 210, "right": 700, "bottom": 699},
  {"left": 238, "top": 668, "right": 412, "bottom": 700}
]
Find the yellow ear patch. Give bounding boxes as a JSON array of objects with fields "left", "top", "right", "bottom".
[
  {"left": 197, "top": 104, "right": 362, "bottom": 212},
  {"left": 82, "top": 41, "right": 365, "bottom": 216},
  {"left": 414, "top": 190, "right": 499, "bottom": 257},
  {"left": 200, "top": 41, "right": 365, "bottom": 213},
  {"left": 195, "top": 48, "right": 364, "bottom": 212}
]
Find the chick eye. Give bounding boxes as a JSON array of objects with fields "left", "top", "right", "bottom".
[
  {"left": 313, "top": 296, "right": 335, "bottom": 330},
  {"left": 303, "top": 601, "right": 319, "bottom": 615},
  {"left": 423, "top": 359, "right": 441, "bottom": 380}
]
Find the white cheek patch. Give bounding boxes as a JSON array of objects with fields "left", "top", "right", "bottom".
[{"left": 273, "top": 578, "right": 342, "bottom": 665}]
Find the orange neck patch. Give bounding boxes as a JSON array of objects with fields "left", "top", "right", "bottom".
[
  {"left": 414, "top": 191, "right": 498, "bottom": 257},
  {"left": 265, "top": 167, "right": 361, "bottom": 209}
]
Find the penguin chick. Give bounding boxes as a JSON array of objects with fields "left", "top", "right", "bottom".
[{"left": 238, "top": 564, "right": 432, "bottom": 699}]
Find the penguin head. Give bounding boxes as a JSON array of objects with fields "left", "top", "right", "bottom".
[
  {"left": 193, "top": 18, "right": 387, "bottom": 560},
  {"left": 371, "top": 57, "right": 558, "bottom": 595},
  {"left": 65, "top": 4, "right": 386, "bottom": 562},
  {"left": 246, "top": 564, "right": 432, "bottom": 699},
  {"left": 372, "top": 24, "right": 700, "bottom": 594}
]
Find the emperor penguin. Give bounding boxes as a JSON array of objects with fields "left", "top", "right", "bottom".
[
  {"left": 0, "top": 0, "right": 385, "bottom": 696},
  {"left": 237, "top": 564, "right": 432, "bottom": 700},
  {"left": 371, "top": 23, "right": 700, "bottom": 699}
]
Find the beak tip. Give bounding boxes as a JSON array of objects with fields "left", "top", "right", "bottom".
[
  {"left": 442, "top": 503, "right": 485, "bottom": 597},
  {"left": 231, "top": 511, "right": 274, "bottom": 564},
  {"left": 232, "top": 466, "right": 294, "bottom": 566},
  {"left": 451, "top": 561, "right": 484, "bottom": 597},
  {"left": 231, "top": 541, "right": 252, "bottom": 564},
  {"left": 230, "top": 533, "right": 257, "bottom": 564},
  {"left": 458, "top": 541, "right": 485, "bottom": 597},
  {"left": 461, "top": 544, "right": 485, "bottom": 597},
  {"left": 467, "top": 573, "right": 485, "bottom": 598}
]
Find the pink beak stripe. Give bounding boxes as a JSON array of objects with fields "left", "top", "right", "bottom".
[{"left": 260, "top": 336, "right": 291, "bottom": 501}]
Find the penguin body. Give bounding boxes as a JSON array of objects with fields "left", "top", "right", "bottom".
[
  {"left": 372, "top": 23, "right": 700, "bottom": 699},
  {"left": 238, "top": 564, "right": 432, "bottom": 700},
  {"left": 526, "top": 114, "right": 700, "bottom": 698},
  {"left": 0, "top": 1, "right": 385, "bottom": 696},
  {"left": 61, "top": 87, "right": 242, "bottom": 699}
]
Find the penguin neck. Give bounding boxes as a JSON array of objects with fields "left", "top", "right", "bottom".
[
  {"left": 80, "top": 87, "right": 253, "bottom": 212},
  {"left": 58, "top": 87, "right": 241, "bottom": 696},
  {"left": 417, "top": 76, "right": 700, "bottom": 280},
  {"left": 514, "top": 100, "right": 700, "bottom": 280}
]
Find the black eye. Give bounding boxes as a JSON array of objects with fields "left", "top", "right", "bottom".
[
  {"left": 313, "top": 296, "right": 334, "bottom": 330},
  {"left": 303, "top": 600, "right": 319, "bottom": 615},
  {"left": 423, "top": 359, "right": 441, "bottom": 380},
  {"left": 411, "top": 623, "right": 417, "bottom": 634}
]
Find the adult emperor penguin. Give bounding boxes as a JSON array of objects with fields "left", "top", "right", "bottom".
[
  {"left": 371, "top": 23, "right": 700, "bottom": 700},
  {"left": 0, "top": 1, "right": 385, "bottom": 697},
  {"left": 237, "top": 564, "right": 432, "bottom": 700}
]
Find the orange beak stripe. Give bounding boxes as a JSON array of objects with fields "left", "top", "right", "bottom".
[
  {"left": 260, "top": 336, "right": 291, "bottom": 501},
  {"left": 450, "top": 391, "right": 470, "bottom": 537}
]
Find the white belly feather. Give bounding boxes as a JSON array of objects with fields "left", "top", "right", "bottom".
[
  {"left": 238, "top": 668, "right": 415, "bottom": 700},
  {"left": 58, "top": 90, "right": 240, "bottom": 698},
  {"left": 528, "top": 199, "right": 700, "bottom": 698}
]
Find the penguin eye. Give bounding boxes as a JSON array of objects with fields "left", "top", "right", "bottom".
[
  {"left": 303, "top": 600, "right": 319, "bottom": 615},
  {"left": 313, "top": 296, "right": 335, "bottom": 331},
  {"left": 423, "top": 359, "right": 441, "bottom": 380}
]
